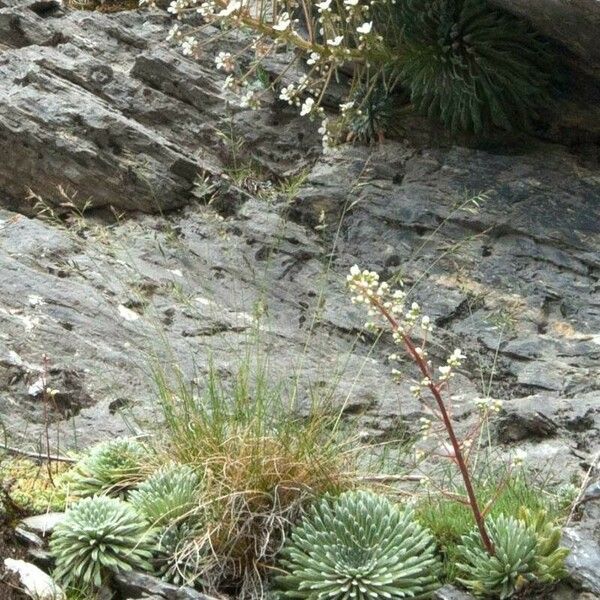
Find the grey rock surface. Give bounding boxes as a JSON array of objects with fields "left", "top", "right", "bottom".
[
  {"left": 433, "top": 585, "right": 475, "bottom": 600},
  {"left": 0, "top": 4, "right": 598, "bottom": 600},
  {"left": 563, "top": 525, "right": 600, "bottom": 595},
  {"left": 113, "top": 571, "right": 217, "bottom": 600},
  {"left": 489, "top": 0, "right": 600, "bottom": 77},
  {"left": 0, "top": 0, "right": 598, "bottom": 487},
  {"left": 0, "top": 3, "right": 318, "bottom": 214},
  {"left": 19, "top": 513, "right": 65, "bottom": 536}
]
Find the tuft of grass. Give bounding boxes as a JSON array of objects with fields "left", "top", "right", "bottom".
[
  {"left": 151, "top": 357, "right": 356, "bottom": 598},
  {"left": 415, "top": 472, "right": 565, "bottom": 582}
]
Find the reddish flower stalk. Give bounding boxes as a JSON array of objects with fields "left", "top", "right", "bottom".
[{"left": 368, "top": 293, "right": 495, "bottom": 556}]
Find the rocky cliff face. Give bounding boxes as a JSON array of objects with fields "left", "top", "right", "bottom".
[
  {"left": 0, "top": 0, "right": 599, "bottom": 481},
  {"left": 489, "top": 0, "right": 600, "bottom": 77},
  {"left": 1, "top": 2, "right": 599, "bottom": 596}
]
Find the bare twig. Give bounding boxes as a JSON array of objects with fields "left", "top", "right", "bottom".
[
  {"left": 1, "top": 445, "right": 76, "bottom": 464},
  {"left": 354, "top": 474, "right": 423, "bottom": 483},
  {"left": 566, "top": 452, "right": 599, "bottom": 526}
]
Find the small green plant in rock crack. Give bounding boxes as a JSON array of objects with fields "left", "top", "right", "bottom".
[
  {"left": 455, "top": 510, "right": 567, "bottom": 599},
  {"left": 276, "top": 489, "right": 440, "bottom": 599},
  {"left": 65, "top": 438, "right": 148, "bottom": 499},
  {"left": 50, "top": 496, "right": 155, "bottom": 589},
  {"left": 456, "top": 514, "right": 537, "bottom": 598},
  {"left": 415, "top": 471, "right": 564, "bottom": 582},
  {"left": 398, "top": 0, "right": 552, "bottom": 133},
  {"left": 344, "top": 79, "right": 404, "bottom": 143},
  {"left": 518, "top": 508, "right": 569, "bottom": 584},
  {"left": 154, "top": 522, "right": 206, "bottom": 586},
  {"left": 130, "top": 463, "right": 202, "bottom": 526}
]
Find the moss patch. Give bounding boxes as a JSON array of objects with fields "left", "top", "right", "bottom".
[{"left": 0, "top": 453, "right": 69, "bottom": 514}]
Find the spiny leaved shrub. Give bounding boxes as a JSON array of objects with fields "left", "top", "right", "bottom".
[
  {"left": 456, "top": 514, "right": 540, "bottom": 598},
  {"left": 163, "top": 0, "right": 554, "bottom": 143},
  {"left": 277, "top": 490, "right": 440, "bottom": 599},
  {"left": 398, "top": 0, "right": 551, "bottom": 133},
  {"left": 50, "top": 496, "right": 155, "bottom": 588},
  {"left": 518, "top": 508, "right": 569, "bottom": 584},
  {"left": 155, "top": 523, "right": 206, "bottom": 586},
  {"left": 130, "top": 463, "right": 202, "bottom": 526},
  {"left": 66, "top": 438, "right": 148, "bottom": 498}
]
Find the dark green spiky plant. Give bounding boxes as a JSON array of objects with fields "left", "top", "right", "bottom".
[
  {"left": 346, "top": 80, "right": 402, "bottom": 142},
  {"left": 518, "top": 508, "right": 569, "bottom": 584},
  {"left": 456, "top": 514, "right": 538, "bottom": 598},
  {"left": 130, "top": 463, "right": 202, "bottom": 526},
  {"left": 66, "top": 438, "right": 149, "bottom": 498},
  {"left": 155, "top": 523, "right": 206, "bottom": 586},
  {"left": 50, "top": 496, "right": 155, "bottom": 588},
  {"left": 397, "top": 0, "right": 552, "bottom": 133},
  {"left": 277, "top": 490, "right": 440, "bottom": 599}
]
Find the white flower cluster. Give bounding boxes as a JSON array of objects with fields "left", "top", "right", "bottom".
[
  {"left": 165, "top": 0, "right": 396, "bottom": 148},
  {"left": 181, "top": 36, "right": 199, "bottom": 56},
  {"left": 215, "top": 51, "right": 235, "bottom": 72},
  {"left": 238, "top": 89, "right": 261, "bottom": 109},
  {"left": 437, "top": 348, "right": 465, "bottom": 382},
  {"left": 473, "top": 397, "right": 504, "bottom": 414},
  {"left": 347, "top": 265, "right": 406, "bottom": 312},
  {"left": 167, "top": 0, "right": 197, "bottom": 16},
  {"left": 348, "top": 266, "right": 472, "bottom": 393},
  {"left": 510, "top": 448, "right": 526, "bottom": 467},
  {"left": 318, "top": 117, "right": 331, "bottom": 150},
  {"left": 419, "top": 417, "right": 432, "bottom": 440}
]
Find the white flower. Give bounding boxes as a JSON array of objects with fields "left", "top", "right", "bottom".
[
  {"left": 279, "top": 84, "right": 295, "bottom": 103},
  {"left": 327, "top": 35, "right": 344, "bottom": 46},
  {"left": 215, "top": 51, "right": 235, "bottom": 72},
  {"left": 273, "top": 11, "right": 291, "bottom": 31},
  {"left": 339, "top": 101, "right": 355, "bottom": 113},
  {"left": 438, "top": 365, "right": 453, "bottom": 381},
  {"left": 198, "top": 1, "right": 217, "bottom": 16},
  {"left": 306, "top": 51, "right": 320, "bottom": 65},
  {"left": 167, "top": 24, "right": 180, "bottom": 42},
  {"left": 222, "top": 75, "right": 236, "bottom": 91},
  {"left": 344, "top": 0, "right": 359, "bottom": 6},
  {"left": 239, "top": 90, "right": 260, "bottom": 109},
  {"left": 447, "top": 348, "right": 466, "bottom": 367},
  {"left": 218, "top": 0, "right": 241, "bottom": 16},
  {"left": 356, "top": 21, "right": 372, "bottom": 34},
  {"left": 410, "top": 385, "right": 421, "bottom": 396},
  {"left": 181, "top": 36, "right": 198, "bottom": 56},
  {"left": 316, "top": 0, "right": 332, "bottom": 12},
  {"left": 300, "top": 97, "right": 315, "bottom": 116},
  {"left": 511, "top": 449, "right": 526, "bottom": 467}
]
